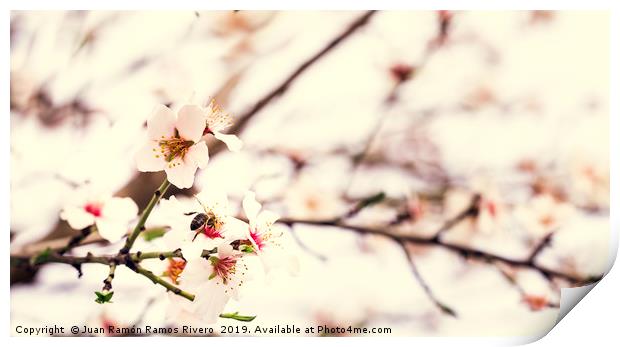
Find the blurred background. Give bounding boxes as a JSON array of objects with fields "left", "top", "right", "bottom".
[{"left": 10, "top": 10, "right": 610, "bottom": 336}]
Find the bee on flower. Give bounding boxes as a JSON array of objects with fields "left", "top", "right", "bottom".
[{"left": 159, "top": 189, "right": 248, "bottom": 260}]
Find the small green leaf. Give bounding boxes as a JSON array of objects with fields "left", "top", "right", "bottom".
[
  {"left": 208, "top": 273, "right": 217, "bottom": 280},
  {"left": 240, "top": 245, "right": 255, "bottom": 253},
  {"left": 94, "top": 291, "right": 114, "bottom": 304},
  {"left": 30, "top": 248, "right": 52, "bottom": 266},
  {"left": 141, "top": 227, "right": 168, "bottom": 241},
  {"left": 219, "top": 312, "right": 256, "bottom": 322}
]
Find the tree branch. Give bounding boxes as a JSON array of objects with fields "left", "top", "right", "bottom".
[
  {"left": 12, "top": 248, "right": 196, "bottom": 301},
  {"left": 207, "top": 11, "right": 378, "bottom": 156},
  {"left": 277, "top": 217, "right": 598, "bottom": 284},
  {"left": 57, "top": 225, "right": 95, "bottom": 255}
]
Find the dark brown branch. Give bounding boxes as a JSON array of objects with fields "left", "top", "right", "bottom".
[
  {"left": 57, "top": 226, "right": 95, "bottom": 255},
  {"left": 528, "top": 231, "right": 555, "bottom": 262},
  {"left": 277, "top": 217, "right": 599, "bottom": 284},
  {"left": 431, "top": 194, "right": 481, "bottom": 241},
  {"left": 208, "top": 10, "right": 378, "bottom": 156}
]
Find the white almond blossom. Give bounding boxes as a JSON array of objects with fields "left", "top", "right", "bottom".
[
  {"left": 243, "top": 191, "right": 299, "bottom": 275},
  {"left": 170, "top": 244, "right": 249, "bottom": 324},
  {"left": 135, "top": 104, "right": 209, "bottom": 189},
  {"left": 60, "top": 189, "right": 138, "bottom": 243},
  {"left": 202, "top": 99, "right": 243, "bottom": 152}
]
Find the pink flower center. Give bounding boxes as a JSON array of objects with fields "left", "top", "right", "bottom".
[
  {"left": 211, "top": 256, "right": 237, "bottom": 283},
  {"left": 203, "top": 225, "right": 223, "bottom": 239},
  {"left": 250, "top": 229, "right": 265, "bottom": 251},
  {"left": 84, "top": 202, "right": 102, "bottom": 217}
]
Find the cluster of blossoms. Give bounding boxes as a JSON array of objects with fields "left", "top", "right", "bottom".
[
  {"left": 60, "top": 100, "right": 297, "bottom": 324},
  {"left": 160, "top": 190, "right": 297, "bottom": 323}
]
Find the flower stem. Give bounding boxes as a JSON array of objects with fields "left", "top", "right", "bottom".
[
  {"left": 219, "top": 312, "right": 256, "bottom": 322},
  {"left": 119, "top": 179, "right": 171, "bottom": 254}
]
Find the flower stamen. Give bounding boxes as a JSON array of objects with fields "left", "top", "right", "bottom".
[
  {"left": 209, "top": 256, "right": 237, "bottom": 284},
  {"left": 156, "top": 132, "right": 194, "bottom": 164},
  {"left": 166, "top": 259, "right": 186, "bottom": 284}
]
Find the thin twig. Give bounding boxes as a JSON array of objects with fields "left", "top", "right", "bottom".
[
  {"left": 132, "top": 264, "right": 195, "bottom": 301},
  {"left": 431, "top": 194, "right": 480, "bottom": 241},
  {"left": 528, "top": 231, "right": 555, "bottom": 262},
  {"left": 345, "top": 10, "right": 453, "bottom": 195},
  {"left": 397, "top": 240, "right": 457, "bottom": 317},
  {"left": 289, "top": 228, "right": 328, "bottom": 262},
  {"left": 57, "top": 226, "right": 96, "bottom": 255},
  {"left": 102, "top": 261, "right": 117, "bottom": 291},
  {"left": 208, "top": 11, "right": 378, "bottom": 156}
]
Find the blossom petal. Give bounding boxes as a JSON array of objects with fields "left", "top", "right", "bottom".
[
  {"left": 213, "top": 131, "right": 242, "bottom": 152},
  {"left": 147, "top": 104, "right": 176, "bottom": 140},
  {"left": 177, "top": 105, "right": 206, "bottom": 143},
  {"left": 101, "top": 197, "right": 138, "bottom": 222},
  {"left": 60, "top": 206, "right": 95, "bottom": 230},
  {"left": 195, "top": 280, "right": 231, "bottom": 323},
  {"left": 256, "top": 210, "right": 280, "bottom": 228},
  {"left": 223, "top": 217, "right": 250, "bottom": 240},
  {"left": 260, "top": 248, "right": 299, "bottom": 276},
  {"left": 182, "top": 240, "right": 206, "bottom": 260},
  {"left": 195, "top": 188, "right": 229, "bottom": 215},
  {"left": 162, "top": 224, "right": 185, "bottom": 249},
  {"left": 242, "top": 191, "right": 261, "bottom": 222},
  {"left": 217, "top": 243, "right": 234, "bottom": 258},
  {"left": 135, "top": 142, "right": 167, "bottom": 172},
  {"left": 165, "top": 161, "right": 198, "bottom": 189},
  {"left": 186, "top": 141, "right": 209, "bottom": 169},
  {"left": 96, "top": 219, "right": 127, "bottom": 243},
  {"left": 180, "top": 258, "right": 212, "bottom": 284}
]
